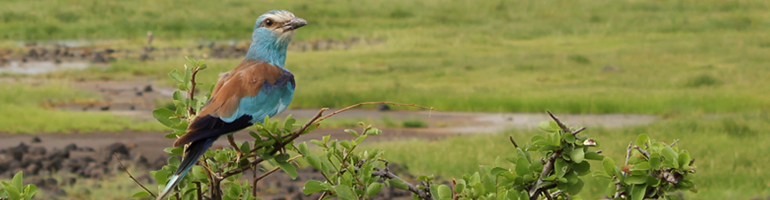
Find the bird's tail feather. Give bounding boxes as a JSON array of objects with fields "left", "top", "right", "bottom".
[{"left": 157, "top": 138, "right": 214, "bottom": 200}]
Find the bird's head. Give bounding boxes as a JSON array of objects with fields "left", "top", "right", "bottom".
[{"left": 247, "top": 10, "right": 307, "bottom": 67}]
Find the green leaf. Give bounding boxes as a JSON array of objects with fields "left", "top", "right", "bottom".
[
  {"left": 678, "top": 150, "right": 691, "bottom": 169},
  {"left": 298, "top": 142, "right": 310, "bottom": 155},
  {"left": 340, "top": 140, "right": 352, "bottom": 149},
  {"left": 132, "top": 191, "right": 151, "bottom": 198},
  {"left": 303, "top": 180, "right": 326, "bottom": 194},
  {"left": 554, "top": 159, "right": 568, "bottom": 178},
  {"left": 366, "top": 182, "right": 383, "bottom": 197},
  {"left": 584, "top": 151, "right": 604, "bottom": 160},
  {"left": 154, "top": 170, "right": 170, "bottom": 184},
  {"left": 624, "top": 175, "right": 647, "bottom": 185},
  {"left": 334, "top": 185, "right": 357, "bottom": 200},
  {"left": 490, "top": 167, "right": 508, "bottom": 176},
  {"left": 365, "top": 128, "right": 382, "bottom": 135},
  {"left": 388, "top": 179, "right": 410, "bottom": 190},
  {"left": 515, "top": 157, "right": 531, "bottom": 176},
  {"left": 666, "top": 194, "right": 683, "bottom": 200},
  {"left": 602, "top": 157, "right": 617, "bottom": 177},
  {"left": 605, "top": 182, "right": 617, "bottom": 197},
  {"left": 23, "top": 184, "right": 36, "bottom": 200},
  {"left": 239, "top": 141, "right": 250, "bottom": 154},
  {"left": 169, "top": 69, "right": 185, "bottom": 83},
  {"left": 631, "top": 184, "right": 646, "bottom": 200},
  {"left": 662, "top": 146, "right": 679, "bottom": 168},
  {"left": 631, "top": 162, "right": 650, "bottom": 171},
  {"left": 567, "top": 179, "right": 584, "bottom": 194},
  {"left": 152, "top": 108, "right": 176, "bottom": 127},
  {"left": 571, "top": 148, "right": 585, "bottom": 163},
  {"left": 277, "top": 161, "right": 298, "bottom": 179},
  {"left": 11, "top": 171, "right": 23, "bottom": 190},
  {"left": 539, "top": 121, "right": 556, "bottom": 132},
  {"left": 5, "top": 185, "right": 20, "bottom": 200},
  {"left": 591, "top": 170, "right": 611, "bottom": 179},
  {"left": 573, "top": 161, "right": 591, "bottom": 175},
  {"left": 649, "top": 154, "right": 662, "bottom": 169},
  {"left": 344, "top": 129, "right": 358, "bottom": 136},
  {"left": 564, "top": 133, "right": 576, "bottom": 143},
  {"left": 437, "top": 185, "right": 452, "bottom": 199},
  {"left": 164, "top": 147, "right": 184, "bottom": 156},
  {"left": 454, "top": 179, "right": 466, "bottom": 193},
  {"left": 635, "top": 134, "right": 650, "bottom": 147}
]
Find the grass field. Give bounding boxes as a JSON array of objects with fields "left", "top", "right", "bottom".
[
  {"left": 365, "top": 112, "right": 770, "bottom": 199},
  {"left": 16, "top": 0, "right": 769, "bottom": 114},
  {"left": 0, "top": 82, "right": 162, "bottom": 133}
]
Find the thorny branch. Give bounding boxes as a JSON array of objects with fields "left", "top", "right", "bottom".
[
  {"left": 525, "top": 111, "right": 589, "bottom": 200},
  {"left": 372, "top": 166, "right": 432, "bottom": 199},
  {"left": 187, "top": 64, "right": 203, "bottom": 117},
  {"left": 114, "top": 154, "right": 157, "bottom": 198}
]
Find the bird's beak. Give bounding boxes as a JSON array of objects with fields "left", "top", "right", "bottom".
[{"left": 284, "top": 17, "right": 308, "bottom": 31}]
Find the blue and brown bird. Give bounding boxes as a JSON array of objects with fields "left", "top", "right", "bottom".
[{"left": 157, "top": 10, "right": 307, "bottom": 200}]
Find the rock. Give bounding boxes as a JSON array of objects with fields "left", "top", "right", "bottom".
[
  {"left": 29, "top": 146, "right": 46, "bottom": 155},
  {"left": 24, "top": 176, "right": 45, "bottom": 187},
  {"left": 48, "top": 149, "right": 70, "bottom": 160},
  {"left": 64, "top": 143, "right": 78, "bottom": 151},
  {"left": 42, "top": 158, "right": 64, "bottom": 172},
  {"left": 31, "top": 136, "right": 42, "bottom": 143},
  {"left": 135, "top": 91, "right": 143, "bottom": 96},
  {"left": 45, "top": 178, "right": 58, "bottom": 188},
  {"left": 8, "top": 142, "right": 29, "bottom": 161},
  {"left": 377, "top": 104, "right": 390, "bottom": 111},
  {"left": 61, "top": 158, "right": 82, "bottom": 173},
  {"left": 61, "top": 176, "right": 77, "bottom": 186},
  {"left": 143, "top": 85, "right": 153, "bottom": 92},
  {"left": 83, "top": 162, "right": 107, "bottom": 178},
  {"left": 102, "top": 143, "right": 130, "bottom": 162},
  {"left": 132, "top": 154, "right": 149, "bottom": 169},
  {"left": 49, "top": 186, "right": 67, "bottom": 196}
]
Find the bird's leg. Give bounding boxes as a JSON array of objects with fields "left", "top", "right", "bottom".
[{"left": 227, "top": 135, "right": 243, "bottom": 163}]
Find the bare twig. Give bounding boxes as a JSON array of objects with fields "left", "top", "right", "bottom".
[
  {"left": 252, "top": 165, "right": 258, "bottom": 197},
  {"left": 633, "top": 145, "right": 651, "bottom": 159},
  {"left": 114, "top": 154, "right": 157, "bottom": 198},
  {"left": 543, "top": 189, "right": 555, "bottom": 200},
  {"left": 614, "top": 142, "right": 634, "bottom": 198},
  {"left": 550, "top": 190, "right": 563, "bottom": 198},
  {"left": 623, "top": 142, "right": 633, "bottom": 168},
  {"left": 509, "top": 136, "right": 519, "bottom": 148},
  {"left": 546, "top": 110, "right": 585, "bottom": 135},
  {"left": 670, "top": 139, "right": 680, "bottom": 147},
  {"left": 187, "top": 65, "right": 202, "bottom": 117},
  {"left": 528, "top": 151, "right": 561, "bottom": 200},
  {"left": 315, "top": 102, "right": 433, "bottom": 123},
  {"left": 373, "top": 167, "right": 432, "bottom": 199},
  {"left": 318, "top": 191, "right": 328, "bottom": 200},
  {"left": 227, "top": 135, "right": 243, "bottom": 155},
  {"left": 195, "top": 182, "right": 202, "bottom": 200},
  {"left": 253, "top": 155, "right": 302, "bottom": 182}
]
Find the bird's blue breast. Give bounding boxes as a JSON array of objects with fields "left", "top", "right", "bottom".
[{"left": 220, "top": 70, "right": 295, "bottom": 124}]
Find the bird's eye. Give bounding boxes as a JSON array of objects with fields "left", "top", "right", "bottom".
[{"left": 265, "top": 19, "right": 273, "bottom": 26}]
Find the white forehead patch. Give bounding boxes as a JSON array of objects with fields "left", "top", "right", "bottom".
[{"left": 263, "top": 11, "right": 295, "bottom": 23}]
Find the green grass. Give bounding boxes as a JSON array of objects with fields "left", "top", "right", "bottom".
[
  {"left": 23, "top": 0, "right": 770, "bottom": 114},
  {"left": 363, "top": 112, "right": 770, "bottom": 199},
  {"left": 0, "top": 81, "right": 162, "bottom": 133}
]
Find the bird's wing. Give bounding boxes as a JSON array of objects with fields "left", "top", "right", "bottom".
[{"left": 173, "top": 60, "right": 295, "bottom": 147}]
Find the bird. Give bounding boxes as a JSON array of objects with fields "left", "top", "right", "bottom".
[{"left": 157, "top": 10, "right": 307, "bottom": 200}]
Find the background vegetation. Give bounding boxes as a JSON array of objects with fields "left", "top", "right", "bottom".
[{"left": 1, "top": 0, "right": 769, "bottom": 199}]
